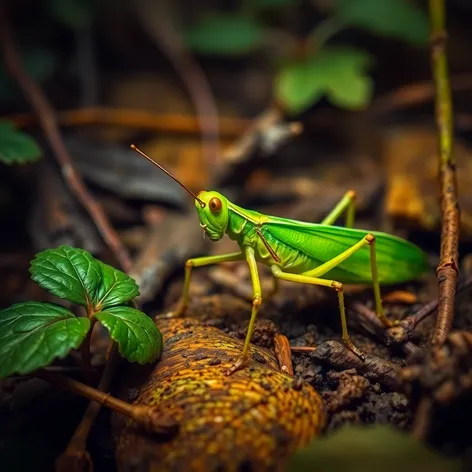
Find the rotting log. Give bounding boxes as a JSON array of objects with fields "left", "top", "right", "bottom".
[{"left": 113, "top": 317, "right": 326, "bottom": 472}]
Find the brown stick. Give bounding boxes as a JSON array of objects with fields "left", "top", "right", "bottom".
[
  {"left": 429, "top": 0, "right": 460, "bottom": 346},
  {"left": 134, "top": 0, "right": 220, "bottom": 171},
  {"left": 370, "top": 73, "right": 472, "bottom": 116},
  {"left": 9, "top": 108, "right": 250, "bottom": 137},
  {"left": 290, "top": 346, "right": 317, "bottom": 353},
  {"left": 0, "top": 7, "right": 132, "bottom": 273},
  {"left": 274, "top": 334, "right": 294, "bottom": 376},
  {"left": 411, "top": 396, "right": 433, "bottom": 441}
]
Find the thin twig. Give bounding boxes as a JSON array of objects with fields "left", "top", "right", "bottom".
[
  {"left": 0, "top": 7, "right": 132, "bottom": 272},
  {"left": 10, "top": 108, "right": 250, "bottom": 137},
  {"left": 429, "top": 0, "right": 460, "bottom": 346},
  {"left": 351, "top": 303, "right": 421, "bottom": 357},
  {"left": 411, "top": 396, "right": 433, "bottom": 441},
  {"left": 36, "top": 369, "right": 178, "bottom": 434},
  {"left": 386, "top": 273, "right": 472, "bottom": 345},
  {"left": 290, "top": 346, "right": 317, "bottom": 353},
  {"left": 370, "top": 73, "right": 472, "bottom": 116},
  {"left": 134, "top": 0, "right": 220, "bottom": 172}
]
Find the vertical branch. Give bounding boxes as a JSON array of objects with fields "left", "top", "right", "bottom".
[
  {"left": 0, "top": 6, "right": 132, "bottom": 272},
  {"left": 429, "top": 0, "right": 460, "bottom": 346},
  {"left": 134, "top": 0, "right": 220, "bottom": 173}
]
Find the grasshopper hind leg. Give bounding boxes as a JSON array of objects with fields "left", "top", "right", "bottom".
[
  {"left": 321, "top": 190, "right": 356, "bottom": 227},
  {"left": 270, "top": 232, "right": 391, "bottom": 360},
  {"left": 271, "top": 266, "right": 365, "bottom": 360}
]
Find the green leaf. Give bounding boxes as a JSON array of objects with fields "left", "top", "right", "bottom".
[
  {"left": 47, "top": 0, "right": 97, "bottom": 29},
  {"left": 0, "top": 302, "right": 90, "bottom": 377},
  {"left": 29, "top": 245, "right": 101, "bottom": 308},
  {"left": 287, "top": 425, "right": 462, "bottom": 472},
  {"left": 334, "top": 0, "right": 429, "bottom": 45},
  {"left": 0, "top": 122, "right": 43, "bottom": 165},
  {"left": 95, "top": 306, "right": 163, "bottom": 364},
  {"left": 185, "top": 14, "right": 264, "bottom": 55},
  {"left": 93, "top": 261, "right": 140, "bottom": 310},
  {"left": 275, "top": 48, "right": 373, "bottom": 114}
]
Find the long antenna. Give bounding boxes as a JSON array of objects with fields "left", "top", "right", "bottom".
[{"left": 130, "top": 144, "right": 206, "bottom": 208}]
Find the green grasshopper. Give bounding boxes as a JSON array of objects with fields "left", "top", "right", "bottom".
[{"left": 131, "top": 145, "right": 429, "bottom": 376}]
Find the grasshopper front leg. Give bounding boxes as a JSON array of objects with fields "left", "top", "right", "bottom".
[
  {"left": 173, "top": 251, "right": 244, "bottom": 316},
  {"left": 226, "top": 246, "right": 262, "bottom": 376}
]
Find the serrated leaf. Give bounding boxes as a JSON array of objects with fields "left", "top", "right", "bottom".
[
  {"left": 287, "top": 424, "right": 462, "bottom": 472},
  {"left": 0, "top": 122, "right": 43, "bottom": 165},
  {"left": 93, "top": 261, "right": 140, "bottom": 310},
  {"left": 47, "top": 0, "right": 97, "bottom": 29},
  {"left": 185, "top": 14, "right": 264, "bottom": 55},
  {"left": 95, "top": 307, "right": 162, "bottom": 364},
  {"left": 29, "top": 245, "right": 101, "bottom": 308},
  {"left": 335, "top": 0, "right": 429, "bottom": 45},
  {"left": 275, "top": 47, "right": 373, "bottom": 114},
  {"left": 0, "top": 302, "right": 90, "bottom": 377}
]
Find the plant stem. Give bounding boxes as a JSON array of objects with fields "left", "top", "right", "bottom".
[
  {"left": 80, "top": 318, "right": 96, "bottom": 385},
  {"left": 36, "top": 369, "right": 178, "bottom": 434},
  {"left": 306, "top": 17, "right": 345, "bottom": 51},
  {"left": 429, "top": 0, "right": 460, "bottom": 346}
]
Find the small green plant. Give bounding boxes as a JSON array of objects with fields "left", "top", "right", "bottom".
[
  {"left": 182, "top": 0, "right": 429, "bottom": 114},
  {"left": 0, "top": 245, "right": 163, "bottom": 378},
  {"left": 0, "top": 121, "right": 43, "bottom": 165}
]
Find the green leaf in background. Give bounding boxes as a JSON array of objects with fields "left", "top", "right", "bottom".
[
  {"left": 95, "top": 306, "right": 163, "bottom": 364},
  {"left": 0, "top": 302, "right": 90, "bottom": 377},
  {"left": 29, "top": 246, "right": 101, "bottom": 308},
  {"left": 275, "top": 47, "right": 373, "bottom": 114},
  {"left": 93, "top": 261, "right": 140, "bottom": 310},
  {"left": 334, "top": 0, "right": 429, "bottom": 45},
  {"left": 47, "top": 0, "right": 97, "bottom": 30},
  {"left": 185, "top": 13, "right": 264, "bottom": 55},
  {"left": 287, "top": 424, "right": 462, "bottom": 472},
  {"left": 0, "top": 122, "right": 43, "bottom": 165}
]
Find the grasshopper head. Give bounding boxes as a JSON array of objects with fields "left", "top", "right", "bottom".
[{"left": 195, "top": 191, "right": 229, "bottom": 241}]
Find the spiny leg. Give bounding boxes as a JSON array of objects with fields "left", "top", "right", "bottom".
[
  {"left": 321, "top": 190, "right": 356, "bottom": 228},
  {"left": 226, "top": 246, "right": 262, "bottom": 376},
  {"left": 302, "top": 232, "right": 391, "bottom": 329},
  {"left": 271, "top": 266, "right": 365, "bottom": 360},
  {"left": 173, "top": 252, "right": 244, "bottom": 316}
]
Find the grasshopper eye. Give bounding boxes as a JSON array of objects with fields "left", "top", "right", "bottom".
[{"left": 209, "top": 197, "right": 222, "bottom": 213}]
